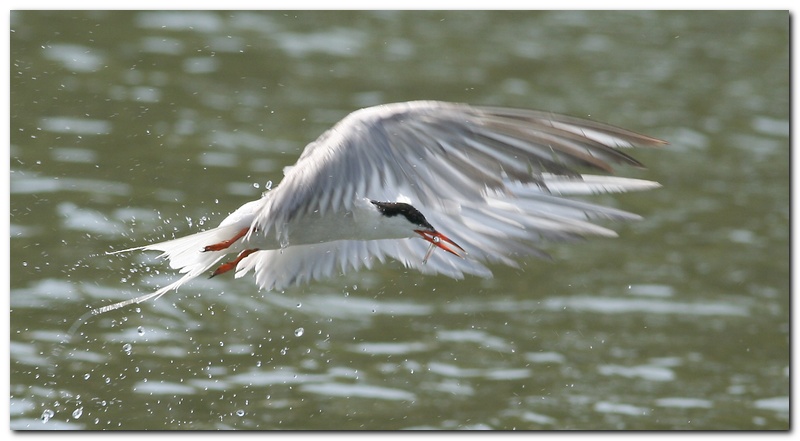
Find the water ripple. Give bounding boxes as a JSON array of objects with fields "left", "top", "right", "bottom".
[
  {"left": 594, "top": 401, "right": 649, "bottom": 416},
  {"left": 11, "top": 174, "right": 130, "bottom": 196},
  {"left": 427, "top": 362, "right": 530, "bottom": 381},
  {"left": 41, "top": 44, "right": 105, "bottom": 72},
  {"left": 597, "top": 364, "right": 676, "bottom": 382},
  {"left": 347, "top": 341, "right": 430, "bottom": 355},
  {"left": 753, "top": 396, "right": 789, "bottom": 413},
  {"left": 655, "top": 397, "right": 713, "bottom": 409},
  {"left": 543, "top": 296, "right": 749, "bottom": 316},
  {"left": 39, "top": 116, "right": 112, "bottom": 135},
  {"left": 300, "top": 382, "right": 416, "bottom": 401}
]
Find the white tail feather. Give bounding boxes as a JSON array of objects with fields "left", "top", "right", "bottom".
[{"left": 96, "top": 222, "right": 254, "bottom": 314}]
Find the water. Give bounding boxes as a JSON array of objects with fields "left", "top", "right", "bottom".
[{"left": 9, "top": 11, "right": 789, "bottom": 430}]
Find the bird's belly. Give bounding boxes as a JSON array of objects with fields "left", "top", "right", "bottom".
[
  {"left": 286, "top": 210, "right": 361, "bottom": 245},
  {"left": 248, "top": 208, "right": 410, "bottom": 250},
  {"left": 287, "top": 210, "right": 402, "bottom": 244}
]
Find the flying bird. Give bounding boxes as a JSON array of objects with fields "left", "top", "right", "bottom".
[{"left": 101, "top": 100, "right": 665, "bottom": 315}]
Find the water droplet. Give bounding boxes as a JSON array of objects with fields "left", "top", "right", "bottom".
[
  {"left": 280, "top": 347, "right": 288, "bottom": 355},
  {"left": 236, "top": 409, "right": 245, "bottom": 417},
  {"left": 296, "top": 303, "right": 302, "bottom": 308},
  {"left": 72, "top": 407, "right": 83, "bottom": 419},
  {"left": 253, "top": 182, "right": 260, "bottom": 189},
  {"left": 265, "top": 180, "right": 273, "bottom": 190},
  {"left": 83, "top": 373, "right": 90, "bottom": 380},
  {"left": 137, "top": 326, "right": 145, "bottom": 336},
  {"left": 122, "top": 343, "right": 132, "bottom": 355},
  {"left": 294, "top": 328, "right": 304, "bottom": 337},
  {"left": 41, "top": 409, "right": 55, "bottom": 423}
]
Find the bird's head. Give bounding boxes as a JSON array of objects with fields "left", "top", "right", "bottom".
[{"left": 369, "top": 200, "right": 465, "bottom": 263}]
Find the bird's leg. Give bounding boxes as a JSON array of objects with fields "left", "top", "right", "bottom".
[
  {"left": 203, "top": 227, "right": 249, "bottom": 252},
  {"left": 210, "top": 248, "right": 259, "bottom": 278}
]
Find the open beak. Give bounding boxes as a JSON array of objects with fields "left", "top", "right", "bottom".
[{"left": 414, "top": 229, "right": 466, "bottom": 264}]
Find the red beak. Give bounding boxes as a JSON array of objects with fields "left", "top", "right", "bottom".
[{"left": 414, "top": 229, "right": 466, "bottom": 263}]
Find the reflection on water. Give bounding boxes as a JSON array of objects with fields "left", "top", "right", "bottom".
[{"left": 10, "top": 10, "right": 789, "bottom": 430}]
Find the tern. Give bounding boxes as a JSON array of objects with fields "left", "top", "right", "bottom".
[{"left": 99, "top": 100, "right": 665, "bottom": 315}]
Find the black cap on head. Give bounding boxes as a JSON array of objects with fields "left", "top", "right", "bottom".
[{"left": 370, "top": 200, "right": 434, "bottom": 230}]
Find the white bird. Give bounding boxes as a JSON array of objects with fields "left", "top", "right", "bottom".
[{"left": 99, "top": 100, "right": 665, "bottom": 315}]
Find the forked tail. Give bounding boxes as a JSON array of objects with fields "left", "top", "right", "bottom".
[{"left": 61, "top": 223, "right": 251, "bottom": 342}]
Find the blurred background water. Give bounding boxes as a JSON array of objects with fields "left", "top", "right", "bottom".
[{"left": 9, "top": 10, "right": 789, "bottom": 430}]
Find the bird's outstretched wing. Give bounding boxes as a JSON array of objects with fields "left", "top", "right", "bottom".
[
  {"left": 255, "top": 100, "right": 665, "bottom": 243},
  {"left": 240, "top": 175, "right": 661, "bottom": 292}
]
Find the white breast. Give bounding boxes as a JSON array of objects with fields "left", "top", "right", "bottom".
[{"left": 285, "top": 197, "right": 417, "bottom": 245}]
